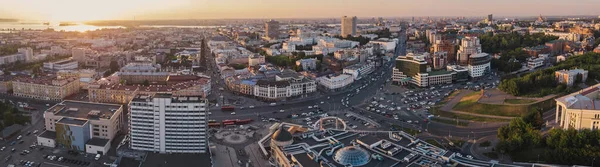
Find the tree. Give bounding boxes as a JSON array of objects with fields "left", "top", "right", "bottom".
[
  {"left": 3, "top": 112, "right": 15, "bottom": 126},
  {"left": 142, "top": 80, "right": 150, "bottom": 87}
]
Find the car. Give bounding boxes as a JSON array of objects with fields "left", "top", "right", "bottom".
[
  {"left": 58, "top": 157, "right": 64, "bottom": 162},
  {"left": 0, "top": 146, "right": 4, "bottom": 151},
  {"left": 248, "top": 106, "right": 255, "bottom": 109},
  {"left": 33, "top": 130, "right": 38, "bottom": 134},
  {"left": 279, "top": 110, "right": 285, "bottom": 113},
  {"left": 466, "top": 155, "right": 473, "bottom": 159},
  {"left": 18, "top": 140, "right": 24, "bottom": 144},
  {"left": 16, "top": 135, "right": 22, "bottom": 140},
  {"left": 230, "top": 112, "right": 236, "bottom": 115},
  {"left": 307, "top": 106, "right": 312, "bottom": 109},
  {"left": 320, "top": 101, "right": 324, "bottom": 104},
  {"left": 11, "top": 148, "right": 15, "bottom": 152}
]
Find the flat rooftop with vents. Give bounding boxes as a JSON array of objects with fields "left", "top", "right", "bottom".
[{"left": 46, "top": 100, "right": 122, "bottom": 120}]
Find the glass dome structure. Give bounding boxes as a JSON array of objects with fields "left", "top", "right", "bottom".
[{"left": 333, "top": 146, "right": 371, "bottom": 166}]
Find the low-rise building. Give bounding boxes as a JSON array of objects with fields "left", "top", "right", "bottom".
[
  {"left": 555, "top": 69, "right": 588, "bottom": 86},
  {"left": 13, "top": 75, "right": 80, "bottom": 101},
  {"left": 467, "top": 53, "right": 491, "bottom": 78},
  {"left": 88, "top": 75, "right": 210, "bottom": 104},
  {"left": 259, "top": 122, "right": 457, "bottom": 167},
  {"left": 295, "top": 58, "right": 317, "bottom": 71},
  {"left": 317, "top": 74, "right": 354, "bottom": 90},
  {"left": 343, "top": 62, "right": 375, "bottom": 80},
  {"left": 118, "top": 63, "right": 169, "bottom": 84},
  {"left": 527, "top": 57, "right": 545, "bottom": 69},
  {"left": 38, "top": 100, "right": 123, "bottom": 155},
  {"left": 555, "top": 83, "right": 600, "bottom": 130},
  {"left": 43, "top": 58, "right": 78, "bottom": 70}
]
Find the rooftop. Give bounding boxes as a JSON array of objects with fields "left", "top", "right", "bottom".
[
  {"left": 57, "top": 117, "right": 89, "bottom": 126},
  {"left": 132, "top": 93, "right": 206, "bottom": 103},
  {"left": 91, "top": 75, "right": 209, "bottom": 92},
  {"left": 86, "top": 138, "right": 110, "bottom": 147},
  {"left": 47, "top": 100, "right": 122, "bottom": 120},
  {"left": 37, "top": 130, "right": 57, "bottom": 139},
  {"left": 556, "top": 83, "right": 600, "bottom": 110}
]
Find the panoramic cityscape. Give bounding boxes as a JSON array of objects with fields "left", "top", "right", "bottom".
[{"left": 1, "top": 1, "right": 600, "bottom": 167}]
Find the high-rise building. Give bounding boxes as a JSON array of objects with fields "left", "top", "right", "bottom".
[
  {"left": 486, "top": 14, "right": 493, "bottom": 23},
  {"left": 265, "top": 20, "right": 280, "bottom": 40},
  {"left": 341, "top": 16, "right": 357, "bottom": 38},
  {"left": 129, "top": 93, "right": 209, "bottom": 153},
  {"left": 456, "top": 37, "right": 482, "bottom": 65}
]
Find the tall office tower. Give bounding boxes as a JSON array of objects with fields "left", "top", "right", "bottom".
[
  {"left": 456, "top": 37, "right": 482, "bottom": 65},
  {"left": 341, "top": 16, "right": 357, "bottom": 38},
  {"left": 129, "top": 93, "right": 209, "bottom": 154},
  {"left": 265, "top": 20, "right": 280, "bottom": 40},
  {"left": 486, "top": 14, "right": 493, "bottom": 22}
]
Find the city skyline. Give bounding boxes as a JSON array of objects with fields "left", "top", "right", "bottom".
[{"left": 1, "top": 0, "right": 600, "bottom": 21}]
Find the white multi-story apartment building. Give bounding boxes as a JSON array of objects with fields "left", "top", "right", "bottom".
[
  {"left": 317, "top": 74, "right": 354, "bottom": 90},
  {"left": 527, "top": 57, "right": 545, "bottom": 69},
  {"left": 343, "top": 62, "right": 375, "bottom": 80},
  {"left": 0, "top": 47, "right": 33, "bottom": 65},
  {"left": 129, "top": 93, "right": 209, "bottom": 154}
]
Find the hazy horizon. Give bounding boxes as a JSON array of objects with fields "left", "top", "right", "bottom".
[{"left": 1, "top": 0, "right": 600, "bottom": 22}]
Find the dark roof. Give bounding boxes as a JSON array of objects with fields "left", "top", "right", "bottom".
[
  {"left": 57, "top": 117, "right": 88, "bottom": 126},
  {"left": 271, "top": 127, "right": 293, "bottom": 142},
  {"left": 141, "top": 152, "right": 212, "bottom": 167},
  {"left": 86, "top": 138, "right": 110, "bottom": 146},
  {"left": 117, "top": 157, "right": 141, "bottom": 167},
  {"left": 38, "top": 130, "right": 56, "bottom": 139},
  {"left": 255, "top": 80, "right": 289, "bottom": 87},
  {"left": 0, "top": 124, "right": 23, "bottom": 138}
]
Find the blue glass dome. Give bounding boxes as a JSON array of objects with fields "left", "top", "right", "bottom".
[{"left": 333, "top": 146, "right": 371, "bottom": 166}]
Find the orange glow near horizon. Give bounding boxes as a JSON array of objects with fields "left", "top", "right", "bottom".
[{"left": 1, "top": 0, "right": 600, "bottom": 21}]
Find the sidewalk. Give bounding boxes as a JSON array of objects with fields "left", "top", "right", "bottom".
[{"left": 212, "top": 144, "right": 240, "bottom": 167}]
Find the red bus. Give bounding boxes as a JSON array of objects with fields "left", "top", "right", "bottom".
[
  {"left": 208, "top": 123, "right": 221, "bottom": 127},
  {"left": 235, "top": 119, "right": 253, "bottom": 125},
  {"left": 221, "top": 106, "right": 235, "bottom": 111},
  {"left": 223, "top": 122, "right": 235, "bottom": 125}
]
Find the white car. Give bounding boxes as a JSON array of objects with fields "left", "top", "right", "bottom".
[
  {"left": 308, "top": 106, "right": 312, "bottom": 109},
  {"left": 249, "top": 106, "right": 255, "bottom": 109},
  {"left": 230, "top": 112, "right": 236, "bottom": 115},
  {"left": 466, "top": 155, "right": 473, "bottom": 159},
  {"left": 320, "top": 101, "right": 324, "bottom": 104},
  {"left": 279, "top": 110, "right": 285, "bottom": 113},
  {"left": 33, "top": 130, "right": 38, "bottom": 134}
]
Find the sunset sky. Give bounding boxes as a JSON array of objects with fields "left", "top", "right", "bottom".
[{"left": 1, "top": 0, "right": 600, "bottom": 21}]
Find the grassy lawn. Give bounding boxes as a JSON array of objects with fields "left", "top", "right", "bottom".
[
  {"left": 430, "top": 107, "right": 509, "bottom": 122},
  {"left": 479, "top": 141, "right": 491, "bottom": 147},
  {"left": 483, "top": 152, "right": 499, "bottom": 159},
  {"left": 431, "top": 117, "right": 469, "bottom": 127},
  {"left": 452, "top": 91, "right": 541, "bottom": 117},
  {"left": 438, "top": 90, "right": 461, "bottom": 106},
  {"left": 449, "top": 139, "right": 465, "bottom": 147},
  {"left": 504, "top": 99, "right": 537, "bottom": 104},
  {"left": 390, "top": 124, "right": 420, "bottom": 135}
]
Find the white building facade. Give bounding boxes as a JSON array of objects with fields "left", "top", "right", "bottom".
[
  {"left": 317, "top": 74, "right": 354, "bottom": 90},
  {"left": 129, "top": 94, "right": 208, "bottom": 154}
]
